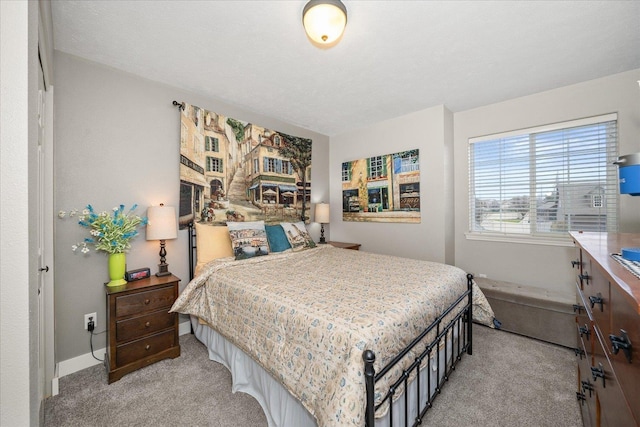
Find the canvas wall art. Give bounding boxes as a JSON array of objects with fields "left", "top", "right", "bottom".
[
  {"left": 342, "top": 149, "right": 420, "bottom": 223},
  {"left": 178, "top": 102, "right": 312, "bottom": 229}
]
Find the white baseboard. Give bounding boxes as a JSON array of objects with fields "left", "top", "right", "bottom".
[
  {"left": 178, "top": 319, "right": 191, "bottom": 336},
  {"left": 57, "top": 347, "right": 105, "bottom": 378},
  {"left": 55, "top": 320, "right": 192, "bottom": 380}
]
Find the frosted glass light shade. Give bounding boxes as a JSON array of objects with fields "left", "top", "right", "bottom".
[
  {"left": 315, "top": 203, "right": 330, "bottom": 224},
  {"left": 302, "top": 0, "right": 347, "bottom": 47},
  {"left": 146, "top": 205, "right": 177, "bottom": 240}
]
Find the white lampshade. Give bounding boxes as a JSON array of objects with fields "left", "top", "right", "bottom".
[
  {"left": 146, "top": 205, "right": 177, "bottom": 241},
  {"left": 302, "top": 0, "right": 347, "bottom": 47},
  {"left": 315, "top": 203, "right": 330, "bottom": 224}
]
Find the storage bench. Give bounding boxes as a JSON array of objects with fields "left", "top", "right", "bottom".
[{"left": 476, "top": 278, "right": 576, "bottom": 348}]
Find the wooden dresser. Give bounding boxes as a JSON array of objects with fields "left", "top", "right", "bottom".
[
  {"left": 571, "top": 232, "right": 640, "bottom": 426},
  {"left": 105, "top": 274, "right": 181, "bottom": 383}
]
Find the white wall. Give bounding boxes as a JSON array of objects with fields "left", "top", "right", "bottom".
[
  {"left": 0, "top": 1, "right": 40, "bottom": 425},
  {"left": 454, "top": 69, "right": 640, "bottom": 296},
  {"left": 53, "top": 52, "right": 330, "bottom": 363},
  {"left": 329, "top": 105, "right": 454, "bottom": 263}
]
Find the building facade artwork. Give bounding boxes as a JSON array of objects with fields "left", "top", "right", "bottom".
[
  {"left": 342, "top": 149, "right": 420, "bottom": 223},
  {"left": 178, "top": 103, "right": 312, "bottom": 228}
]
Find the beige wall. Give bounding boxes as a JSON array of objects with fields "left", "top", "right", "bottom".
[
  {"left": 53, "top": 52, "right": 329, "bottom": 362},
  {"left": 329, "top": 105, "right": 454, "bottom": 263},
  {"left": 454, "top": 69, "right": 640, "bottom": 296}
]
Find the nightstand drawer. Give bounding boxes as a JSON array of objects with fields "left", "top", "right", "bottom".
[
  {"left": 115, "top": 286, "right": 175, "bottom": 318},
  {"left": 116, "top": 310, "right": 175, "bottom": 343},
  {"left": 116, "top": 329, "right": 175, "bottom": 366}
]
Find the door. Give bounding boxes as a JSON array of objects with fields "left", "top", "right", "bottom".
[{"left": 37, "top": 44, "right": 55, "bottom": 405}]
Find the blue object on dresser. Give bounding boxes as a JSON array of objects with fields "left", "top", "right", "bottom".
[
  {"left": 614, "top": 153, "right": 640, "bottom": 196},
  {"left": 621, "top": 247, "right": 640, "bottom": 262}
]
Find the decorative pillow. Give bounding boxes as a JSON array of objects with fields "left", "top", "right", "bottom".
[
  {"left": 280, "top": 221, "right": 316, "bottom": 252},
  {"left": 194, "top": 223, "right": 234, "bottom": 273},
  {"left": 227, "top": 221, "right": 269, "bottom": 260},
  {"left": 265, "top": 224, "right": 292, "bottom": 253}
]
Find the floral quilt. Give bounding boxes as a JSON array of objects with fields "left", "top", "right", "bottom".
[{"left": 171, "top": 245, "right": 493, "bottom": 427}]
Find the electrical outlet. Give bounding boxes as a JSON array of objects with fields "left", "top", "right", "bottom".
[{"left": 84, "top": 312, "right": 97, "bottom": 330}]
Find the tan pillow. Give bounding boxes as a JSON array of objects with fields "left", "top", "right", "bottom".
[{"left": 195, "top": 223, "right": 233, "bottom": 273}]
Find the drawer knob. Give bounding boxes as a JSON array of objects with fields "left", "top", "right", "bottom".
[
  {"left": 591, "top": 363, "right": 605, "bottom": 388},
  {"left": 588, "top": 293, "right": 604, "bottom": 312},
  {"left": 609, "top": 329, "right": 632, "bottom": 363},
  {"left": 145, "top": 344, "right": 151, "bottom": 351},
  {"left": 579, "top": 324, "right": 590, "bottom": 341},
  {"left": 145, "top": 321, "right": 151, "bottom": 328},
  {"left": 579, "top": 273, "right": 590, "bottom": 285},
  {"left": 144, "top": 299, "right": 150, "bottom": 305}
]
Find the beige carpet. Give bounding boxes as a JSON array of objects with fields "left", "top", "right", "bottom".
[{"left": 44, "top": 325, "right": 582, "bottom": 426}]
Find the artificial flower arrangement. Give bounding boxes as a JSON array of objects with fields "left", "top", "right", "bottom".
[{"left": 58, "top": 204, "right": 148, "bottom": 254}]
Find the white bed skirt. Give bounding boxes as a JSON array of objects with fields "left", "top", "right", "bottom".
[{"left": 191, "top": 315, "right": 460, "bottom": 427}]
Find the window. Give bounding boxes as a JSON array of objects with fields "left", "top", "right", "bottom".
[
  {"left": 205, "top": 136, "right": 219, "bottom": 152},
  {"left": 368, "top": 156, "right": 386, "bottom": 179},
  {"left": 342, "top": 162, "right": 352, "bottom": 181},
  {"left": 206, "top": 156, "right": 223, "bottom": 173},
  {"left": 468, "top": 114, "right": 618, "bottom": 242}
]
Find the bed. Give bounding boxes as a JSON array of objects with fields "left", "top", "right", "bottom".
[{"left": 170, "top": 222, "right": 495, "bottom": 427}]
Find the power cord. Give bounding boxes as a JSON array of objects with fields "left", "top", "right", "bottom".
[{"left": 87, "top": 319, "right": 105, "bottom": 362}]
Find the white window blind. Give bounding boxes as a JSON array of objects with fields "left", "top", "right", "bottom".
[{"left": 468, "top": 114, "right": 618, "bottom": 241}]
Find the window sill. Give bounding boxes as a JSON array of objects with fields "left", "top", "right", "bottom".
[{"left": 464, "top": 232, "right": 574, "bottom": 247}]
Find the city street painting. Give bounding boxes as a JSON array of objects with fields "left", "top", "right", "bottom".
[
  {"left": 342, "top": 149, "right": 420, "bottom": 223},
  {"left": 178, "top": 102, "right": 312, "bottom": 229}
]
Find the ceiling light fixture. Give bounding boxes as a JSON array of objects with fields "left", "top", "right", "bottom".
[{"left": 302, "top": 0, "right": 347, "bottom": 48}]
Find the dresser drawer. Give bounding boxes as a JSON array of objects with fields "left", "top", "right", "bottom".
[
  {"left": 116, "top": 329, "right": 176, "bottom": 366},
  {"left": 576, "top": 338, "right": 596, "bottom": 427},
  {"left": 115, "top": 285, "right": 175, "bottom": 318},
  {"left": 609, "top": 286, "right": 640, "bottom": 423},
  {"left": 116, "top": 310, "right": 175, "bottom": 343},
  {"left": 584, "top": 258, "right": 610, "bottom": 334},
  {"left": 592, "top": 329, "right": 637, "bottom": 427}
]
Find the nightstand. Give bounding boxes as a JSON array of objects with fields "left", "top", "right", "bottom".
[
  {"left": 105, "top": 274, "right": 181, "bottom": 383},
  {"left": 328, "top": 241, "right": 361, "bottom": 250}
]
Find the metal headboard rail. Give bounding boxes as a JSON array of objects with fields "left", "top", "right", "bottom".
[{"left": 188, "top": 222, "right": 196, "bottom": 281}]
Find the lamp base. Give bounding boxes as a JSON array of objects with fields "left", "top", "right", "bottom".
[{"left": 156, "top": 263, "right": 171, "bottom": 277}]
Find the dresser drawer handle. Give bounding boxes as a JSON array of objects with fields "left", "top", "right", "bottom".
[
  {"left": 571, "top": 260, "right": 581, "bottom": 268},
  {"left": 591, "top": 363, "right": 605, "bottom": 388},
  {"left": 574, "top": 348, "right": 585, "bottom": 359},
  {"left": 145, "top": 344, "right": 151, "bottom": 351},
  {"left": 572, "top": 304, "right": 584, "bottom": 314},
  {"left": 579, "top": 273, "right": 590, "bottom": 285},
  {"left": 581, "top": 380, "right": 594, "bottom": 397},
  {"left": 144, "top": 299, "right": 150, "bottom": 305},
  {"left": 579, "top": 324, "right": 590, "bottom": 341},
  {"left": 145, "top": 321, "right": 151, "bottom": 328},
  {"left": 589, "top": 294, "right": 604, "bottom": 312},
  {"left": 609, "top": 329, "right": 632, "bottom": 363},
  {"left": 576, "top": 391, "right": 586, "bottom": 405}
]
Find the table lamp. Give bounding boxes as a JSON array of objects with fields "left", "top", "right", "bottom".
[
  {"left": 146, "top": 204, "right": 177, "bottom": 276},
  {"left": 315, "top": 203, "right": 330, "bottom": 244}
]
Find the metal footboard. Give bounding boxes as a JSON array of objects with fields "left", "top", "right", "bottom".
[{"left": 364, "top": 273, "right": 474, "bottom": 427}]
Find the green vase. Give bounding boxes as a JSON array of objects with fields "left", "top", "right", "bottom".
[{"left": 107, "top": 253, "right": 127, "bottom": 287}]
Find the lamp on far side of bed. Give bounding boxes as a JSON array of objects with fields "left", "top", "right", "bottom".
[
  {"left": 314, "top": 202, "right": 330, "bottom": 244},
  {"left": 146, "top": 203, "right": 177, "bottom": 277}
]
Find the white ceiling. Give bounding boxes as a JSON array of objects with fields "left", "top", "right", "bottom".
[{"left": 51, "top": 1, "right": 640, "bottom": 136}]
